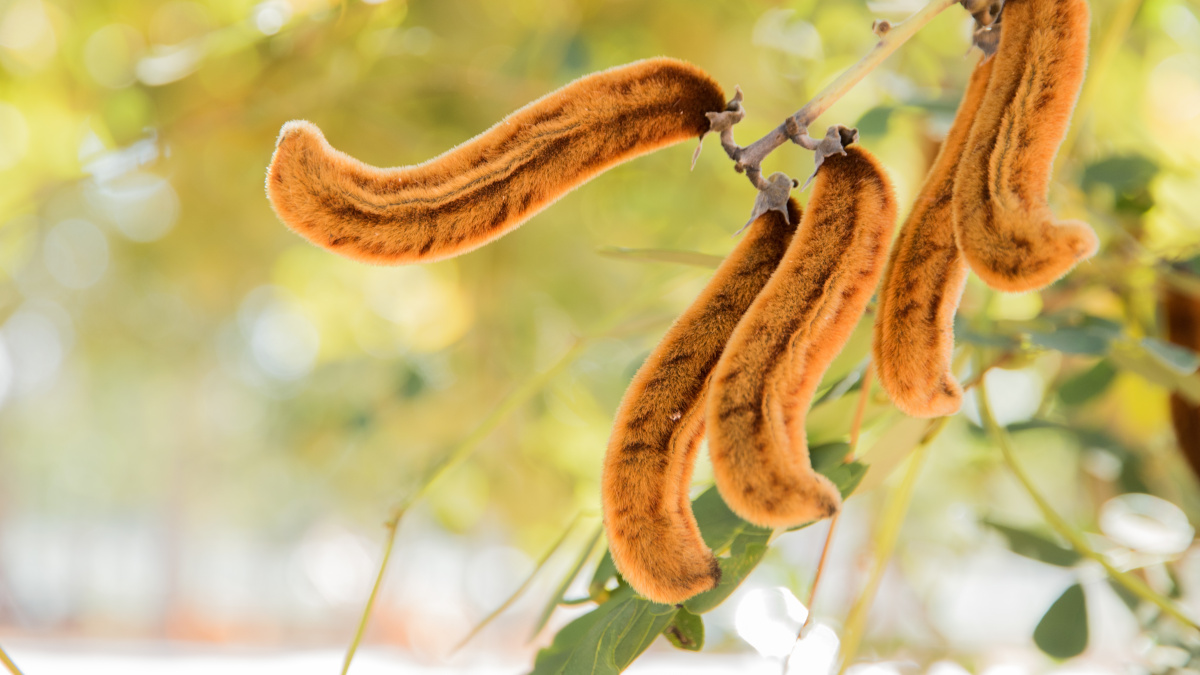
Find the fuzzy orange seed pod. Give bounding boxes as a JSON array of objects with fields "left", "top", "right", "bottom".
[
  {"left": 265, "top": 58, "right": 725, "bottom": 265},
  {"left": 708, "top": 145, "right": 897, "bottom": 529},
  {"left": 873, "top": 57, "right": 995, "bottom": 418},
  {"left": 953, "top": 0, "right": 1098, "bottom": 292},
  {"left": 602, "top": 201, "right": 800, "bottom": 605}
]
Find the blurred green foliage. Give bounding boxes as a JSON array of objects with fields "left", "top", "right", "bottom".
[{"left": 2, "top": 0, "right": 1200, "bottom": 670}]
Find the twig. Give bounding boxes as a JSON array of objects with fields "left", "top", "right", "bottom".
[
  {"left": 715, "top": 0, "right": 962, "bottom": 188},
  {"left": 828, "top": 351, "right": 1006, "bottom": 669},
  {"left": 977, "top": 365, "right": 1200, "bottom": 632},
  {"left": 453, "top": 513, "right": 586, "bottom": 653},
  {"left": 338, "top": 271, "right": 704, "bottom": 673},
  {"left": 340, "top": 338, "right": 591, "bottom": 675},
  {"left": 0, "top": 643, "right": 22, "bottom": 675}
]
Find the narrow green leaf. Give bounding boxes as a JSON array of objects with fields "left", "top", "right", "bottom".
[
  {"left": 1029, "top": 327, "right": 1111, "bottom": 355},
  {"left": 955, "top": 316, "right": 1019, "bottom": 348},
  {"left": 1141, "top": 337, "right": 1200, "bottom": 375},
  {"left": 1034, "top": 583, "right": 1089, "bottom": 659},
  {"left": 1058, "top": 360, "right": 1117, "bottom": 405},
  {"left": 456, "top": 514, "right": 583, "bottom": 652},
  {"left": 531, "top": 525, "right": 605, "bottom": 640},
  {"left": 662, "top": 608, "right": 704, "bottom": 651},
  {"left": 984, "top": 520, "right": 1082, "bottom": 567},
  {"left": 1110, "top": 339, "right": 1200, "bottom": 404},
  {"left": 597, "top": 246, "right": 724, "bottom": 269}
]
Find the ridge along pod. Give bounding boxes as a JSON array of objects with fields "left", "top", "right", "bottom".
[
  {"left": 953, "top": 0, "right": 1098, "bottom": 292},
  {"left": 873, "top": 56, "right": 995, "bottom": 418},
  {"left": 602, "top": 200, "right": 800, "bottom": 605},
  {"left": 709, "top": 139, "right": 897, "bottom": 529},
  {"left": 265, "top": 58, "right": 725, "bottom": 264}
]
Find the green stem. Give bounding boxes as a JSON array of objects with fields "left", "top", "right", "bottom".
[
  {"left": 340, "top": 510, "right": 404, "bottom": 675},
  {"left": 340, "top": 338, "right": 592, "bottom": 674},
  {"left": 453, "top": 513, "right": 585, "bottom": 652},
  {"left": 976, "top": 370, "right": 1200, "bottom": 631},
  {"left": 0, "top": 642, "right": 24, "bottom": 675},
  {"left": 836, "top": 418, "right": 944, "bottom": 673}
]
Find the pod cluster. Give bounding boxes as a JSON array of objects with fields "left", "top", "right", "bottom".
[
  {"left": 874, "top": 0, "right": 1096, "bottom": 418},
  {"left": 265, "top": 0, "right": 1096, "bottom": 605}
]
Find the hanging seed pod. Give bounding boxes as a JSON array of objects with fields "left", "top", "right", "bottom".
[
  {"left": 709, "top": 142, "right": 897, "bottom": 529},
  {"left": 953, "top": 0, "right": 1098, "bottom": 292},
  {"left": 873, "top": 57, "right": 995, "bottom": 418},
  {"left": 266, "top": 58, "right": 725, "bottom": 264},
  {"left": 602, "top": 201, "right": 800, "bottom": 605}
]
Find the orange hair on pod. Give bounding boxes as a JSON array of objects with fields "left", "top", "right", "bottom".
[
  {"left": 873, "top": 57, "right": 995, "bottom": 418},
  {"left": 708, "top": 146, "right": 897, "bottom": 529},
  {"left": 953, "top": 0, "right": 1098, "bottom": 292},
  {"left": 265, "top": 58, "right": 725, "bottom": 265},
  {"left": 602, "top": 202, "right": 800, "bottom": 605}
]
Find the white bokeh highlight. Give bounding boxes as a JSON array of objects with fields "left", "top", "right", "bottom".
[
  {"left": 1099, "top": 493, "right": 1195, "bottom": 556},
  {"left": 735, "top": 586, "right": 809, "bottom": 658}
]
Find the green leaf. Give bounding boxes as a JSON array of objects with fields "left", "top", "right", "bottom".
[
  {"left": 984, "top": 520, "right": 1082, "bottom": 567},
  {"left": 683, "top": 537, "right": 770, "bottom": 614},
  {"left": 826, "top": 461, "right": 868, "bottom": 500},
  {"left": 1082, "top": 155, "right": 1158, "bottom": 194},
  {"left": 1140, "top": 337, "right": 1200, "bottom": 375},
  {"left": 1058, "top": 360, "right": 1117, "bottom": 405},
  {"left": 1081, "top": 154, "right": 1158, "bottom": 214},
  {"left": 855, "top": 105, "right": 894, "bottom": 136},
  {"left": 955, "top": 316, "right": 1020, "bottom": 348},
  {"left": 1109, "top": 338, "right": 1200, "bottom": 405},
  {"left": 1029, "top": 327, "right": 1112, "bottom": 355},
  {"left": 1033, "top": 583, "right": 1089, "bottom": 659},
  {"left": 691, "top": 486, "right": 767, "bottom": 554},
  {"left": 529, "top": 585, "right": 678, "bottom": 675},
  {"left": 809, "top": 441, "right": 852, "bottom": 474},
  {"left": 662, "top": 608, "right": 704, "bottom": 651},
  {"left": 597, "top": 246, "right": 724, "bottom": 269}
]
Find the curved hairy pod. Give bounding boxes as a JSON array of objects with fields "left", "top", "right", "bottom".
[
  {"left": 709, "top": 146, "right": 897, "bottom": 529},
  {"left": 953, "top": 0, "right": 1098, "bottom": 292},
  {"left": 602, "top": 202, "right": 800, "bottom": 605},
  {"left": 266, "top": 58, "right": 725, "bottom": 265},
  {"left": 873, "top": 57, "right": 995, "bottom": 418}
]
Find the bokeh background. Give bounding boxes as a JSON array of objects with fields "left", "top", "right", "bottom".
[{"left": 1, "top": 0, "right": 1199, "bottom": 672}]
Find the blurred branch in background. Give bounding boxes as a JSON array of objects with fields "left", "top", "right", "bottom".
[
  {"left": 0, "top": 643, "right": 22, "bottom": 675},
  {"left": 979, "top": 361, "right": 1200, "bottom": 632}
]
